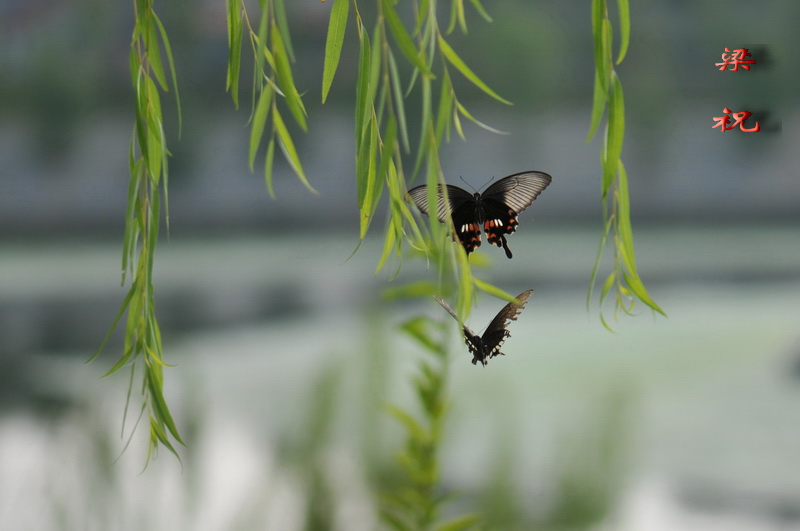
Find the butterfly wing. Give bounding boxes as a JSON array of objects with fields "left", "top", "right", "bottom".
[
  {"left": 479, "top": 172, "right": 552, "bottom": 258},
  {"left": 433, "top": 295, "right": 487, "bottom": 366},
  {"left": 480, "top": 289, "right": 534, "bottom": 360},
  {"left": 408, "top": 184, "right": 482, "bottom": 254}
]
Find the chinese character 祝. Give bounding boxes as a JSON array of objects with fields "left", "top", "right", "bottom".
[
  {"left": 715, "top": 47, "right": 756, "bottom": 71},
  {"left": 712, "top": 108, "right": 760, "bottom": 132}
]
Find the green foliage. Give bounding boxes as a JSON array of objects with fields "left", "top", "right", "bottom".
[
  {"left": 320, "top": 0, "right": 512, "bottom": 321},
  {"left": 228, "top": 0, "right": 314, "bottom": 197},
  {"left": 91, "top": 0, "right": 184, "bottom": 463},
  {"left": 320, "top": 4, "right": 510, "bottom": 524},
  {"left": 586, "top": 0, "right": 665, "bottom": 328},
  {"left": 382, "top": 317, "right": 483, "bottom": 531}
]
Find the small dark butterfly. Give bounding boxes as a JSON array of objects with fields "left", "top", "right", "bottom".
[
  {"left": 408, "top": 171, "right": 552, "bottom": 258},
  {"left": 433, "top": 289, "right": 533, "bottom": 366}
]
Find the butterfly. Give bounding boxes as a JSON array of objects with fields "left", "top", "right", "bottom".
[
  {"left": 433, "top": 289, "right": 533, "bottom": 366},
  {"left": 408, "top": 171, "right": 552, "bottom": 258}
]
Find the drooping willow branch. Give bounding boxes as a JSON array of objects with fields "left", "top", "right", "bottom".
[
  {"left": 228, "top": 0, "right": 316, "bottom": 196},
  {"left": 586, "top": 0, "right": 665, "bottom": 328},
  {"left": 92, "top": 0, "right": 184, "bottom": 463}
]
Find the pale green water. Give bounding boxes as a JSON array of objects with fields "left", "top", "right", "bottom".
[{"left": 0, "top": 225, "right": 798, "bottom": 530}]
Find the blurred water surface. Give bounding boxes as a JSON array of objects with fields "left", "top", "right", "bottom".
[{"left": 1, "top": 226, "right": 798, "bottom": 530}]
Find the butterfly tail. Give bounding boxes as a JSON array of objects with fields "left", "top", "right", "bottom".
[{"left": 500, "top": 235, "right": 513, "bottom": 259}]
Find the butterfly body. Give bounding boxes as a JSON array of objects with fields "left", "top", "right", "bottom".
[
  {"left": 434, "top": 289, "right": 533, "bottom": 366},
  {"left": 408, "top": 172, "right": 551, "bottom": 258}
]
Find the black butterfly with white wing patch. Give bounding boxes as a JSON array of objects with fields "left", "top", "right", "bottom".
[
  {"left": 433, "top": 289, "right": 533, "bottom": 366},
  {"left": 408, "top": 171, "right": 552, "bottom": 258}
]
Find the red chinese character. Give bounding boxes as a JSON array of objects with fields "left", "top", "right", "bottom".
[
  {"left": 715, "top": 47, "right": 756, "bottom": 71},
  {"left": 712, "top": 108, "right": 760, "bottom": 132}
]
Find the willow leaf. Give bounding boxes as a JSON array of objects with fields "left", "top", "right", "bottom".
[
  {"left": 271, "top": 23, "right": 307, "bottom": 131},
  {"left": 143, "top": 19, "right": 167, "bottom": 90},
  {"left": 434, "top": 74, "right": 454, "bottom": 144},
  {"left": 249, "top": 84, "right": 273, "bottom": 169},
  {"left": 456, "top": 101, "right": 508, "bottom": 135},
  {"left": 438, "top": 36, "right": 511, "bottom": 105},
  {"left": 273, "top": 0, "right": 294, "bottom": 61},
  {"left": 387, "top": 50, "right": 410, "bottom": 151},
  {"left": 616, "top": 160, "right": 637, "bottom": 275},
  {"left": 624, "top": 271, "right": 665, "bottom": 315},
  {"left": 602, "top": 73, "right": 624, "bottom": 197},
  {"left": 383, "top": 0, "right": 433, "bottom": 77},
  {"left": 264, "top": 136, "right": 276, "bottom": 198},
  {"left": 359, "top": 120, "right": 378, "bottom": 237},
  {"left": 226, "top": 0, "right": 243, "bottom": 107},
  {"left": 468, "top": 0, "right": 492, "bottom": 22},
  {"left": 591, "top": 0, "right": 607, "bottom": 92},
  {"left": 616, "top": 0, "right": 630, "bottom": 64},
  {"left": 273, "top": 108, "right": 316, "bottom": 193},
  {"left": 586, "top": 71, "right": 606, "bottom": 142},
  {"left": 322, "top": 0, "right": 349, "bottom": 103},
  {"left": 587, "top": 213, "right": 614, "bottom": 310},
  {"left": 473, "top": 278, "right": 522, "bottom": 304},
  {"left": 354, "top": 24, "right": 371, "bottom": 152},
  {"left": 152, "top": 12, "right": 181, "bottom": 132}
]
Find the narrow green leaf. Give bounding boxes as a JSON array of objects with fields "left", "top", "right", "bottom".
[
  {"left": 601, "top": 17, "right": 613, "bottom": 82},
  {"left": 587, "top": 213, "right": 613, "bottom": 310},
  {"left": 248, "top": 84, "right": 273, "bottom": 169},
  {"left": 321, "top": 0, "right": 349, "bottom": 103},
  {"left": 368, "top": 21, "right": 383, "bottom": 113},
  {"left": 615, "top": 0, "right": 630, "bottom": 64},
  {"left": 468, "top": 0, "right": 493, "bottom": 22},
  {"left": 375, "top": 218, "right": 398, "bottom": 275},
  {"left": 591, "top": 0, "right": 606, "bottom": 91},
  {"left": 359, "top": 120, "right": 378, "bottom": 237},
  {"left": 356, "top": 117, "right": 374, "bottom": 207},
  {"left": 415, "top": 0, "right": 431, "bottom": 36},
  {"left": 383, "top": 280, "right": 439, "bottom": 300},
  {"left": 264, "top": 136, "right": 276, "bottom": 198},
  {"left": 148, "top": 416, "right": 182, "bottom": 463},
  {"left": 602, "top": 73, "right": 624, "bottom": 197},
  {"left": 144, "top": 19, "right": 168, "bottom": 90},
  {"left": 400, "top": 316, "right": 445, "bottom": 354},
  {"left": 446, "top": 0, "right": 458, "bottom": 34},
  {"left": 599, "top": 271, "right": 615, "bottom": 304},
  {"left": 615, "top": 160, "right": 637, "bottom": 275},
  {"left": 271, "top": 22, "right": 307, "bottom": 131},
  {"left": 446, "top": 0, "right": 467, "bottom": 35},
  {"left": 387, "top": 50, "right": 410, "bottom": 151},
  {"left": 354, "top": 24, "right": 371, "bottom": 152},
  {"left": 273, "top": 0, "right": 295, "bottom": 61},
  {"left": 273, "top": 108, "right": 316, "bottom": 193},
  {"left": 386, "top": 405, "right": 428, "bottom": 441},
  {"left": 599, "top": 311, "right": 616, "bottom": 332},
  {"left": 456, "top": 101, "right": 509, "bottom": 135},
  {"left": 411, "top": 77, "right": 432, "bottom": 179},
  {"left": 586, "top": 71, "right": 606, "bottom": 142},
  {"left": 254, "top": 5, "right": 269, "bottom": 79},
  {"left": 452, "top": 103, "right": 465, "bottom": 140},
  {"left": 624, "top": 271, "right": 666, "bottom": 315},
  {"left": 378, "top": 116, "right": 398, "bottom": 187},
  {"left": 434, "top": 74, "right": 454, "bottom": 144},
  {"left": 473, "top": 278, "right": 524, "bottom": 304},
  {"left": 226, "top": 0, "right": 243, "bottom": 107},
  {"left": 438, "top": 36, "right": 511, "bottom": 105},
  {"left": 382, "top": 0, "right": 434, "bottom": 77},
  {"left": 152, "top": 13, "right": 181, "bottom": 134}
]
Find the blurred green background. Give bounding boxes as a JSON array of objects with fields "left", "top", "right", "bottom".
[{"left": 1, "top": 1, "right": 798, "bottom": 530}]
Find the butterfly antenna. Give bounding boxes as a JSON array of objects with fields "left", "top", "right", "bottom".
[
  {"left": 476, "top": 175, "right": 496, "bottom": 192},
  {"left": 458, "top": 176, "right": 478, "bottom": 194}
]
